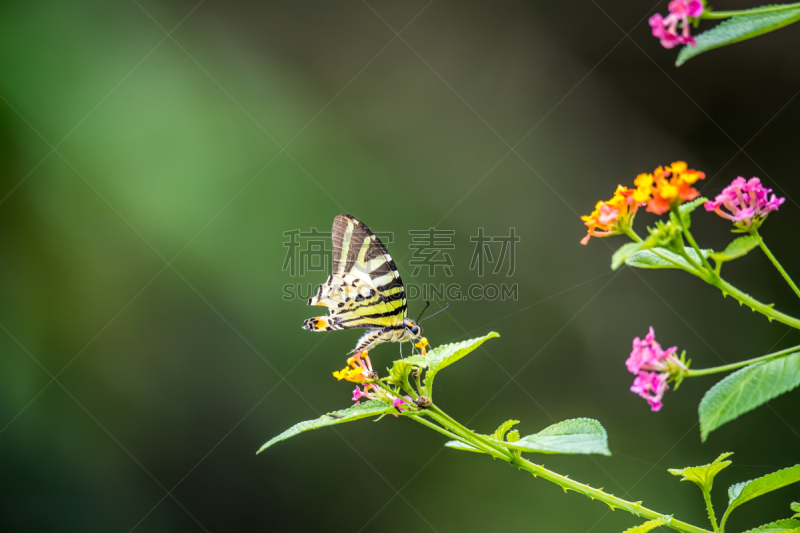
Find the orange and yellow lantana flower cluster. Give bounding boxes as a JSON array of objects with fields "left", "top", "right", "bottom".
[
  {"left": 580, "top": 186, "right": 637, "bottom": 245},
  {"left": 333, "top": 354, "right": 374, "bottom": 382},
  {"left": 580, "top": 161, "right": 705, "bottom": 245}
]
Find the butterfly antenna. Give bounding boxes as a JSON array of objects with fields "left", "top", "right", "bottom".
[
  {"left": 419, "top": 303, "right": 449, "bottom": 323},
  {"left": 416, "top": 300, "right": 431, "bottom": 323}
]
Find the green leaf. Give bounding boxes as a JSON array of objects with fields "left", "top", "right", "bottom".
[
  {"left": 492, "top": 419, "right": 520, "bottom": 441},
  {"left": 403, "top": 332, "right": 499, "bottom": 392},
  {"left": 625, "top": 247, "right": 711, "bottom": 270},
  {"left": 505, "top": 418, "right": 611, "bottom": 456},
  {"left": 792, "top": 502, "right": 800, "bottom": 518},
  {"left": 743, "top": 519, "right": 800, "bottom": 533},
  {"left": 621, "top": 517, "right": 670, "bottom": 532},
  {"left": 678, "top": 196, "right": 708, "bottom": 229},
  {"left": 729, "top": 480, "right": 748, "bottom": 502},
  {"left": 727, "top": 465, "right": 800, "bottom": 514},
  {"left": 676, "top": 6, "right": 800, "bottom": 67},
  {"left": 385, "top": 359, "right": 413, "bottom": 387},
  {"left": 446, "top": 418, "right": 610, "bottom": 456},
  {"left": 710, "top": 235, "right": 762, "bottom": 263},
  {"left": 669, "top": 452, "right": 733, "bottom": 493},
  {"left": 257, "top": 400, "right": 393, "bottom": 453},
  {"left": 612, "top": 242, "right": 645, "bottom": 271},
  {"left": 699, "top": 351, "right": 800, "bottom": 440}
]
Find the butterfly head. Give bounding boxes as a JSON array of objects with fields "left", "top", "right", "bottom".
[{"left": 402, "top": 318, "right": 423, "bottom": 340}]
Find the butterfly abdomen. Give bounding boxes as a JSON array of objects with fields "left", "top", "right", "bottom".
[{"left": 352, "top": 328, "right": 388, "bottom": 354}]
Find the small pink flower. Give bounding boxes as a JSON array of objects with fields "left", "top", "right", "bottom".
[
  {"left": 631, "top": 371, "right": 669, "bottom": 412},
  {"left": 597, "top": 204, "right": 620, "bottom": 226},
  {"left": 626, "top": 327, "right": 677, "bottom": 374},
  {"left": 650, "top": 0, "right": 704, "bottom": 49},
  {"left": 649, "top": 14, "right": 680, "bottom": 49},
  {"left": 352, "top": 385, "right": 375, "bottom": 404},
  {"left": 669, "top": 0, "right": 704, "bottom": 17},
  {"left": 392, "top": 396, "right": 411, "bottom": 411},
  {"left": 626, "top": 327, "right": 684, "bottom": 411},
  {"left": 705, "top": 177, "right": 785, "bottom": 230},
  {"left": 390, "top": 395, "right": 413, "bottom": 417},
  {"left": 687, "top": 0, "right": 704, "bottom": 17}
]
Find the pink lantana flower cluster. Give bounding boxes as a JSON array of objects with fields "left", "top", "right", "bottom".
[
  {"left": 352, "top": 383, "right": 411, "bottom": 417},
  {"left": 704, "top": 177, "right": 785, "bottom": 231},
  {"left": 391, "top": 396, "right": 413, "bottom": 413},
  {"left": 352, "top": 383, "right": 377, "bottom": 404},
  {"left": 649, "top": 0, "right": 704, "bottom": 49},
  {"left": 626, "top": 327, "right": 687, "bottom": 411},
  {"left": 353, "top": 383, "right": 412, "bottom": 418}
]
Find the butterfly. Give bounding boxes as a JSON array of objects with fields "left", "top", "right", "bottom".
[{"left": 303, "top": 213, "right": 425, "bottom": 356}]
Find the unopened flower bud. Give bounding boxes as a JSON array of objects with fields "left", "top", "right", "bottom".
[{"left": 415, "top": 396, "right": 432, "bottom": 409}]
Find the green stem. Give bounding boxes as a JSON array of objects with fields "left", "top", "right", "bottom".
[
  {"left": 753, "top": 230, "right": 800, "bottom": 300},
  {"left": 429, "top": 407, "right": 513, "bottom": 459},
  {"left": 688, "top": 344, "right": 800, "bottom": 376},
  {"left": 395, "top": 373, "right": 419, "bottom": 400},
  {"left": 702, "top": 2, "right": 800, "bottom": 19},
  {"left": 702, "top": 490, "right": 720, "bottom": 533},
  {"left": 513, "top": 457, "right": 711, "bottom": 533},
  {"left": 719, "top": 507, "right": 733, "bottom": 533},
  {"left": 681, "top": 225, "right": 714, "bottom": 275},
  {"left": 678, "top": 246, "right": 709, "bottom": 278},
  {"left": 624, "top": 227, "right": 645, "bottom": 243},
  {"left": 411, "top": 414, "right": 479, "bottom": 447},
  {"left": 715, "top": 277, "right": 800, "bottom": 330},
  {"left": 621, "top": 228, "right": 800, "bottom": 330},
  {"left": 427, "top": 404, "right": 711, "bottom": 533}
]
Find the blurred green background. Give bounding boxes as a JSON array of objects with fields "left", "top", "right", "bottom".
[{"left": 1, "top": 0, "right": 799, "bottom": 531}]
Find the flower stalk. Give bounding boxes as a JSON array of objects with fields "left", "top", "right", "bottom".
[
  {"left": 702, "top": 490, "right": 720, "bottom": 533},
  {"left": 621, "top": 227, "right": 800, "bottom": 331},
  {"left": 752, "top": 229, "right": 800, "bottom": 300},
  {"left": 408, "top": 403, "right": 712, "bottom": 533},
  {"left": 701, "top": 2, "right": 800, "bottom": 19},
  {"left": 715, "top": 276, "right": 800, "bottom": 330},
  {"left": 428, "top": 407, "right": 512, "bottom": 457},
  {"left": 679, "top": 221, "right": 714, "bottom": 274},
  {"left": 687, "top": 344, "right": 800, "bottom": 377},
  {"left": 329, "top": 343, "right": 712, "bottom": 533}
]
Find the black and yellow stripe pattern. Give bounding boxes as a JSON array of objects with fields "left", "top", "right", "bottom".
[
  {"left": 305, "top": 214, "right": 406, "bottom": 329},
  {"left": 303, "top": 214, "right": 415, "bottom": 354}
]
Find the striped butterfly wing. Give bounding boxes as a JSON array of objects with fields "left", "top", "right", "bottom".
[{"left": 305, "top": 214, "right": 406, "bottom": 331}]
